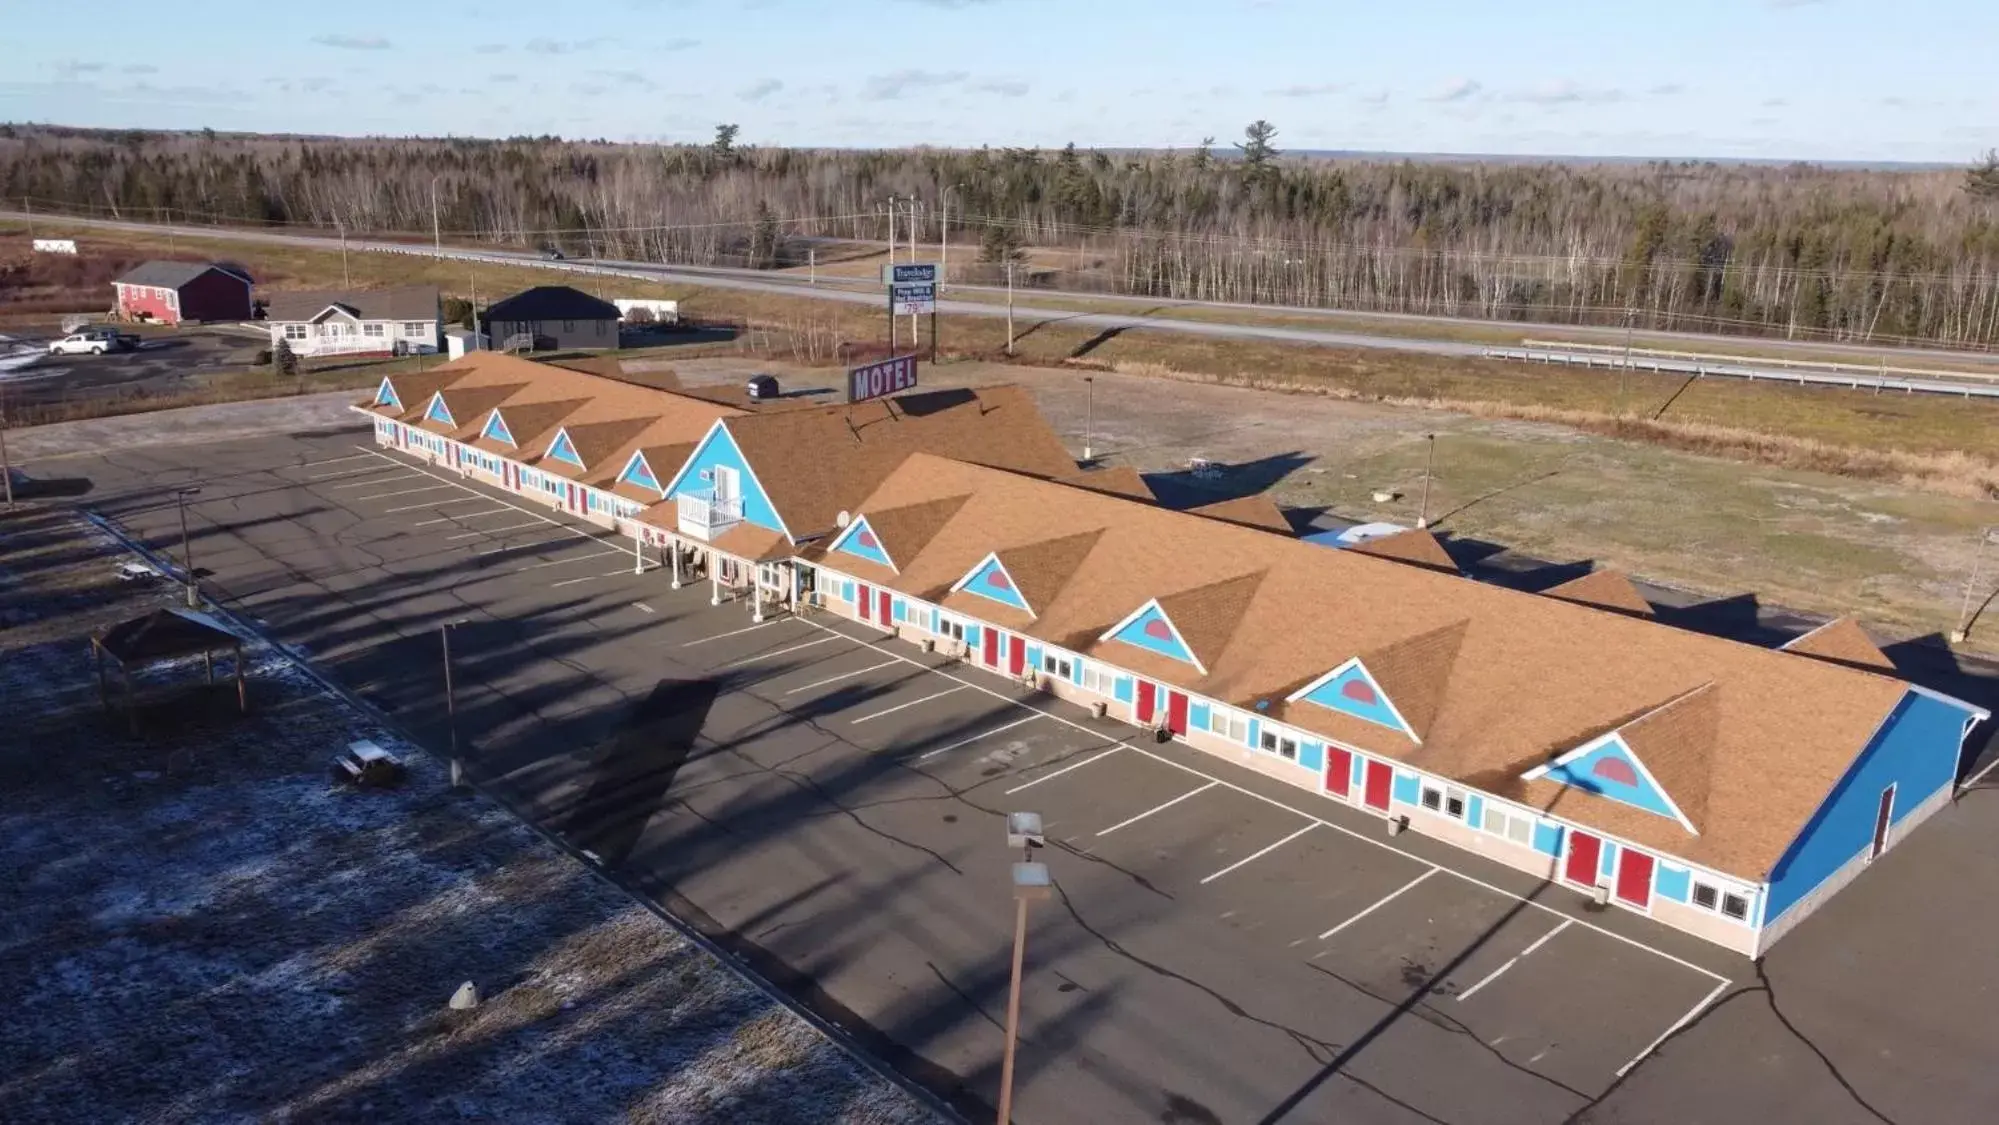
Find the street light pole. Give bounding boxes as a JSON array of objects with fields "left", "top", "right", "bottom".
[
  {"left": 429, "top": 174, "right": 443, "bottom": 258},
  {"left": 1416, "top": 433, "right": 1436, "bottom": 530},
  {"left": 1083, "top": 376, "right": 1095, "bottom": 463},
  {"left": 1004, "top": 261, "right": 1015, "bottom": 357},
  {"left": 1952, "top": 528, "right": 1996, "bottom": 643},
  {"left": 997, "top": 813, "right": 1048, "bottom": 1125},
  {"left": 941, "top": 183, "right": 963, "bottom": 281},
  {"left": 441, "top": 619, "right": 467, "bottom": 757},
  {"left": 175, "top": 487, "right": 202, "bottom": 607},
  {"left": 0, "top": 410, "right": 14, "bottom": 512}
]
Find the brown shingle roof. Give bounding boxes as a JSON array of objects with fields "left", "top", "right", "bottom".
[
  {"left": 854, "top": 495, "right": 972, "bottom": 573},
  {"left": 1543, "top": 569, "right": 1656, "bottom": 619},
  {"left": 825, "top": 453, "right": 1921, "bottom": 881},
  {"left": 721, "top": 385, "right": 1078, "bottom": 543},
  {"left": 1346, "top": 528, "right": 1459, "bottom": 574},
  {"left": 1780, "top": 618, "right": 1895, "bottom": 673},
  {"left": 1062, "top": 464, "right": 1156, "bottom": 502},
  {"left": 1186, "top": 494, "right": 1293, "bottom": 534}
]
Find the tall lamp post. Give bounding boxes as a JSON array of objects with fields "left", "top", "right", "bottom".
[
  {"left": 1, "top": 409, "right": 14, "bottom": 512},
  {"left": 429, "top": 174, "right": 444, "bottom": 258},
  {"left": 997, "top": 812, "right": 1049, "bottom": 1125},
  {"left": 1415, "top": 433, "right": 1437, "bottom": 530},
  {"left": 441, "top": 618, "right": 468, "bottom": 757},
  {"left": 941, "top": 182, "right": 964, "bottom": 280},
  {"left": 174, "top": 487, "right": 202, "bottom": 607},
  {"left": 1951, "top": 528, "right": 1996, "bottom": 644}
]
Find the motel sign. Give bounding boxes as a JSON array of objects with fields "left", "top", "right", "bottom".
[{"left": 847, "top": 354, "right": 920, "bottom": 403}]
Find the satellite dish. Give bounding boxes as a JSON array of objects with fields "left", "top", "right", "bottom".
[
  {"left": 835, "top": 510, "right": 851, "bottom": 528},
  {"left": 1254, "top": 699, "right": 1271, "bottom": 712}
]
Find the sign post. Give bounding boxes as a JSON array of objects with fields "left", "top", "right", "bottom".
[
  {"left": 846, "top": 354, "right": 920, "bottom": 404},
  {"left": 884, "top": 263, "right": 939, "bottom": 361}
]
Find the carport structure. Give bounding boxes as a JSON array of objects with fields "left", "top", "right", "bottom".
[{"left": 90, "top": 606, "right": 249, "bottom": 733}]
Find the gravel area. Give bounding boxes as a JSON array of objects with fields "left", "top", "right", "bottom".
[{"left": 0, "top": 507, "right": 938, "bottom": 1125}]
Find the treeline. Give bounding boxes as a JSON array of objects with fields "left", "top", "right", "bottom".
[{"left": 5, "top": 123, "right": 1999, "bottom": 347}]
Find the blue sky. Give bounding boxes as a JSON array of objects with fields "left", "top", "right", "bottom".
[{"left": 3, "top": 0, "right": 1993, "bottom": 162}]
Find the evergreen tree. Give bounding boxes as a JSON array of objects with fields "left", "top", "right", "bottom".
[
  {"left": 1192, "top": 136, "right": 1214, "bottom": 173},
  {"left": 749, "top": 200, "right": 780, "bottom": 268},
  {"left": 1237, "top": 120, "right": 1279, "bottom": 183},
  {"left": 712, "top": 124, "right": 740, "bottom": 162},
  {"left": 1967, "top": 150, "right": 1999, "bottom": 200},
  {"left": 272, "top": 337, "right": 298, "bottom": 377},
  {"left": 979, "top": 222, "right": 1025, "bottom": 264}
]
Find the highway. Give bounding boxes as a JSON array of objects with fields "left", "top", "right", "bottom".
[{"left": 11, "top": 211, "right": 1999, "bottom": 399}]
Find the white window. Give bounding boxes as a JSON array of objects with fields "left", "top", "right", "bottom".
[
  {"left": 283, "top": 323, "right": 308, "bottom": 340},
  {"left": 1080, "top": 664, "right": 1115, "bottom": 695},
  {"left": 1419, "top": 783, "right": 1467, "bottom": 819},
  {"left": 363, "top": 323, "right": 385, "bottom": 338},
  {"left": 402, "top": 321, "right": 429, "bottom": 336},
  {"left": 1209, "top": 709, "right": 1249, "bottom": 743},
  {"left": 1041, "top": 652, "right": 1073, "bottom": 679},
  {"left": 1259, "top": 727, "right": 1299, "bottom": 762},
  {"left": 1689, "top": 880, "right": 1752, "bottom": 922},
  {"left": 1481, "top": 803, "right": 1536, "bottom": 847}
]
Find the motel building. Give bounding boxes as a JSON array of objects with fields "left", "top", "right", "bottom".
[{"left": 358, "top": 353, "right": 1988, "bottom": 958}]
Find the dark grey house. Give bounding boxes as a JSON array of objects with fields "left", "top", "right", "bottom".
[{"left": 483, "top": 286, "right": 621, "bottom": 351}]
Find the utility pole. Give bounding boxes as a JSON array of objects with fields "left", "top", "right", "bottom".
[
  {"left": 430, "top": 174, "right": 444, "bottom": 257},
  {"left": 1952, "top": 528, "right": 1996, "bottom": 644},
  {"left": 1083, "top": 376, "right": 1095, "bottom": 462},
  {"left": 1005, "top": 261, "right": 1015, "bottom": 357},
  {"left": 808, "top": 246, "right": 816, "bottom": 287},
  {"left": 337, "top": 219, "right": 350, "bottom": 288},
  {"left": 1620, "top": 307, "right": 1634, "bottom": 412},
  {"left": 441, "top": 620, "right": 465, "bottom": 757},
  {"left": 941, "top": 183, "right": 962, "bottom": 281},
  {"left": 997, "top": 813, "right": 1049, "bottom": 1125},
  {"left": 1416, "top": 434, "right": 1436, "bottom": 530},
  {"left": 0, "top": 410, "right": 14, "bottom": 511},
  {"left": 175, "top": 487, "right": 202, "bottom": 607}
]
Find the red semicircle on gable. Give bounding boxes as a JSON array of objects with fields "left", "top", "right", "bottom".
[
  {"left": 1341, "top": 678, "right": 1378, "bottom": 705},
  {"left": 985, "top": 569, "right": 1012, "bottom": 590},
  {"left": 1143, "top": 617, "right": 1173, "bottom": 640},
  {"left": 856, "top": 530, "right": 878, "bottom": 549},
  {"left": 1591, "top": 756, "right": 1639, "bottom": 786}
]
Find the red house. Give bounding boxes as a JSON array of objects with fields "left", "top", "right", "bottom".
[{"left": 112, "top": 261, "right": 254, "bottom": 325}]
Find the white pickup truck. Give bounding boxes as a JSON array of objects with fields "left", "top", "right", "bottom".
[{"left": 47, "top": 327, "right": 139, "bottom": 356}]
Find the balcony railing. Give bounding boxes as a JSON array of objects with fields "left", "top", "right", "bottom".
[{"left": 677, "top": 488, "right": 743, "bottom": 540}]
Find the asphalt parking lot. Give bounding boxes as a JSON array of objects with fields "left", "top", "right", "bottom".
[
  {"left": 0, "top": 325, "right": 260, "bottom": 407},
  {"left": 39, "top": 425, "right": 1999, "bottom": 1125}
]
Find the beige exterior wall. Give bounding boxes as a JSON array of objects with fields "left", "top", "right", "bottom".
[{"left": 1653, "top": 897, "right": 1759, "bottom": 955}]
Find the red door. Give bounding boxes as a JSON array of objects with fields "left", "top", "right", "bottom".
[
  {"left": 1324, "top": 746, "right": 1352, "bottom": 798},
  {"left": 1135, "top": 681, "right": 1156, "bottom": 724},
  {"left": 858, "top": 584, "right": 873, "bottom": 622},
  {"left": 1565, "top": 831, "right": 1603, "bottom": 888},
  {"left": 1008, "top": 636, "right": 1025, "bottom": 677},
  {"left": 878, "top": 590, "right": 892, "bottom": 626},
  {"left": 1362, "top": 760, "right": 1392, "bottom": 811},
  {"left": 1616, "top": 849, "right": 1654, "bottom": 909},
  {"left": 1166, "top": 691, "right": 1189, "bottom": 735},
  {"left": 982, "top": 627, "right": 1000, "bottom": 667}
]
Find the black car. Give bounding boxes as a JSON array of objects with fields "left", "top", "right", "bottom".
[{"left": 541, "top": 247, "right": 566, "bottom": 261}]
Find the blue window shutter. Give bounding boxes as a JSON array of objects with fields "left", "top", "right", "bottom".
[
  {"left": 1298, "top": 741, "right": 1325, "bottom": 772},
  {"left": 1466, "top": 794, "right": 1484, "bottom": 828},
  {"left": 1189, "top": 702, "right": 1211, "bottom": 730},
  {"left": 1532, "top": 822, "right": 1564, "bottom": 856},
  {"left": 842, "top": 580, "right": 854, "bottom": 602},
  {"left": 1113, "top": 677, "right": 1134, "bottom": 704},
  {"left": 1247, "top": 718, "right": 1261, "bottom": 749},
  {"left": 1600, "top": 842, "right": 1619, "bottom": 878},
  {"left": 1655, "top": 864, "right": 1692, "bottom": 902},
  {"left": 1391, "top": 772, "right": 1421, "bottom": 806}
]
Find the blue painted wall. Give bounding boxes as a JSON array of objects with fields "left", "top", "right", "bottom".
[
  {"left": 547, "top": 429, "right": 584, "bottom": 468},
  {"left": 1765, "top": 689, "right": 1976, "bottom": 924},
  {"left": 375, "top": 377, "right": 400, "bottom": 408},
  {"left": 1109, "top": 603, "right": 1197, "bottom": 666},
  {"left": 1026, "top": 643, "right": 1043, "bottom": 668},
  {"left": 1532, "top": 822, "right": 1564, "bottom": 857},
  {"left": 840, "top": 579, "right": 855, "bottom": 602},
  {"left": 663, "top": 424, "right": 787, "bottom": 535},
  {"left": 830, "top": 516, "right": 895, "bottom": 569},
  {"left": 959, "top": 556, "right": 1030, "bottom": 612},
  {"left": 424, "top": 393, "right": 455, "bottom": 426},
  {"left": 1298, "top": 741, "right": 1325, "bottom": 772},
  {"left": 1655, "top": 863, "right": 1692, "bottom": 903},
  {"left": 1189, "top": 701, "right": 1211, "bottom": 731},
  {"left": 893, "top": 598, "right": 907, "bottom": 623},
  {"left": 618, "top": 451, "right": 660, "bottom": 492},
  {"left": 1539, "top": 736, "right": 1681, "bottom": 822},
  {"left": 1466, "top": 794, "right": 1485, "bottom": 829},
  {"left": 1113, "top": 676, "right": 1134, "bottom": 704},
  {"left": 1391, "top": 772, "right": 1420, "bottom": 806},
  {"left": 1599, "top": 840, "right": 1619, "bottom": 878},
  {"left": 1351, "top": 752, "right": 1366, "bottom": 788},
  {"left": 482, "top": 411, "right": 516, "bottom": 447},
  {"left": 1247, "top": 718, "right": 1262, "bottom": 751},
  {"left": 1298, "top": 664, "right": 1410, "bottom": 736}
]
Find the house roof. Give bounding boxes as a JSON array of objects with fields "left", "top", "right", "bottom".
[
  {"left": 1779, "top": 617, "right": 1896, "bottom": 673},
  {"left": 1345, "top": 528, "right": 1459, "bottom": 574},
  {"left": 264, "top": 285, "right": 439, "bottom": 323},
  {"left": 1543, "top": 569, "right": 1656, "bottom": 619},
  {"left": 824, "top": 452, "right": 1927, "bottom": 882},
  {"left": 1186, "top": 494, "right": 1293, "bottom": 534},
  {"left": 1062, "top": 464, "right": 1156, "bottom": 502},
  {"left": 95, "top": 607, "right": 242, "bottom": 664},
  {"left": 114, "top": 260, "right": 246, "bottom": 289},
  {"left": 485, "top": 285, "right": 620, "bottom": 322},
  {"left": 719, "top": 385, "right": 1079, "bottom": 544}
]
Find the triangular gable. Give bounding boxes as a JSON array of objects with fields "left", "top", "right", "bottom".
[
  {"left": 829, "top": 515, "right": 897, "bottom": 571},
  {"left": 1348, "top": 528, "right": 1458, "bottom": 575},
  {"left": 373, "top": 377, "right": 401, "bottom": 410},
  {"left": 1522, "top": 731, "right": 1699, "bottom": 834},
  {"left": 617, "top": 450, "right": 662, "bottom": 493},
  {"left": 310, "top": 303, "right": 361, "bottom": 323},
  {"left": 657, "top": 420, "right": 795, "bottom": 543},
  {"left": 423, "top": 392, "right": 455, "bottom": 427},
  {"left": 1099, "top": 599, "right": 1204, "bottom": 673},
  {"left": 546, "top": 428, "right": 585, "bottom": 468},
  {"left": 1287, "top": 659, "right": 1415, "bottom": 738},
  {"left": 1543, "top": 569, "right": 1655, "bottom": 618},
  {"left": 481, "top": 410, "right": 516, "bottom": 447},
  {"left": 951, "top": 552, "right": 1031, "bottom": 614},
  {"left": 1779, "top": 617, "right": 1895, "bottom": 673}
]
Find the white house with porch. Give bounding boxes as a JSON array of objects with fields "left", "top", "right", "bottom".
[{"left": 265, "top": 285, "right": 442, "bottom": 357}]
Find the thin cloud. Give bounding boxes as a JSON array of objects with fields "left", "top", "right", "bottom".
[
  {"left": 898, "top": 0, "right": 1001, "bottom": 7},
  {"left": 1271, "top": 82, "right": 1346, "bottom": 98},
  {"left": 123, "top": 63, "right": 159, "bottom": 75},
  {"left": 55, "top": 61, "right": 106, "bottom": 77},
  {"left": 1649, "top": 82, "right": 1685, "bottom": 96},
  {"left": 1764, "top": 96, "right": 1790, "bottom": 108},
  {"left": 1767, "top": 0, "right": 1825, "bottom": 8},
  {"left": 862, "top": 69, "right": 967, "bottom": 101},
  {"left": 1427, "top": 78, "right": 1482, "bottom": 103},
  {"left": 1508, "top": 81, "right": 1628, "bottom": 106},
  {"left": 311, "top": 33, "right": 391, "bottom": 50},
  {"left": 739, "top": 79, "right": 784, "bottom": 101},
  {"left": 526, "top": 36, "right": 607, "bottom": 55},
  {"left": 474, "top": 44, "right": 508, "bottom": 54},
  {"left": 971, "top": 79, "right": 1029, "bottom": 97},
  {"left": 605, "top": 70, "right": 654, "bottom": 88},
  {"left": 490, "top": 73, "right": 521, "bottom": 84}
]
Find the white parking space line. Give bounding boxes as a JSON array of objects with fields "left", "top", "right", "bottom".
[
  {"left": 1199, "top": 824, "right": 1318, "bottom": 885},
  {"left": 1317, "top": 869, "right": 1437, "bottom": 942},
  {"left": 1617, "top": 977, "right": 1734, "bottom": 1078},
  {"left": 721, "top": 635, "right": 843, "bottom": 669},
  {"left": 1456, "top": 918, "right": 1571, "bottom": 1003},
  {"left": 385, "top": 496, "right": 491, "bottom": 514},
  {"left": 516, "top": 550, "right": 622, "bottom": 572},
  {"left": 353, "top": 445, "right": 617, "bottom": 550},
  {"left": 445, "top": 521, "right": 541, "bottom": 538},
  {"left": 850, "top": 685, "right": 968, "bottom": 724},
  {"left": 916, "top": 714, "right": 1040, "bottom": 761},
  {"left": 332, "top": 473, "right": 419, "bottom": 489},
  {"left": 785, "top": 660, "right": 902, "bottom": 695},
  {"left": 476, "top": 537, "right": 568, "bottom": 555},
  {"left": 1004, "top": 746, "right": 1124, "bottom": 795},
  {"left": 296, "top": 453, "right": 377, "bottom": 470},
  {"left": 1096, "top": 781, "right": 1218, "bottom": 837},
  {"left": 549, "top": 569, "right": 636, "bottom": 588},
  {"left": 417, "top": 510, "right": 511, "bottom": 527},
  {"left": 793, "top": 619, "right": 1731, "bottom": 989},
  {"left": 306, "top": 466, "right": 406, "bottom": 484},
  {"left": 682, "top": 620, "right": 788, "bottom": 647},
  {"left": 350, "top": 484, "right": 457, "bottom": 502}
]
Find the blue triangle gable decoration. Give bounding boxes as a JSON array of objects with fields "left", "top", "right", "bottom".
[
  {"left": 423, "top": 392, "right": 455, "bottom": 427},
  {"left": 1296, "top": 662, "right": 1411, "bottom": 736},
  {"left": 958, "top": 554, "right": 1029, "bottom": 611},
  {"left": 481, "top": 410, "right": 516, "bottom": 447},
  {"left": 547, "top": 429, "right": 583, "bottom": 467},
  {"left": 1109, "top": 602, "right": 1195, "bottom": 665},
  {"left": 1531, "top": 736, "right": 1681, "bottom": 822},
  {"left": 832, "top": 517, "right": 894, "bottom": 569},
  {"left": 375, "top": 378, "right": 401, "bottom": 409},
  {"left": 619, "top": 451, "right": 660, "bottom": 492}
]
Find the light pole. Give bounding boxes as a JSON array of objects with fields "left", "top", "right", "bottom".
[
  {"left": 174, "top": 487, "right": 202, "bottom": 607},
  {"left": 941, "top": 182, "right": 964, "bottom": 280},
  {"left": 441, "top": 618, "right": 468, "bottom": 756},
  {"left": 1416, "top": 433, "right": 1436, "bottom": 530},
  {"left": 337, "top": 218, "right": 350, "bottom": 288},
  {"left": 1083, "top": 376, "right": 1095, "bottom": 463},
  {"left": 1, "top": 409, "right": 14, "bottom": 511},
  {"left": 429, "top": 174, "right": 444, "bottom": 257},
  {"left": 997, "top": 812, "right": 1048, "bottom": 1125},
  {"left": 1952, "top": 528, "right": 1996, "bottom": 643},
  {"left": 1004, "top": 261, "right": 1015, "bottom": 357}
]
